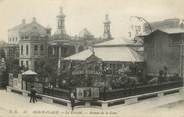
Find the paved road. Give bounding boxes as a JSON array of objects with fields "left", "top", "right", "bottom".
[{"left": 0, "top": 89, "right": 184, "bottom": 117}]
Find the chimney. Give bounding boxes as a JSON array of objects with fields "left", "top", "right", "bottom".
[
  {"left": 22, "top": 19, "right": 26, "bottom": 24},
  {"left": 32, "top": 17, "right": 36, "bottom": 22}
]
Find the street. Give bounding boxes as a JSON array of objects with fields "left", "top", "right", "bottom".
[{"left": 0, "top": 89, "right": 184, "bottom": 117}]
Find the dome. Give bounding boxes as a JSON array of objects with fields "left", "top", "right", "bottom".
[{"left": 78, "top": 28, "right": 94, "bottom": 38}]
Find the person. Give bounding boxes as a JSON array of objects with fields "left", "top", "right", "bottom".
[
  {"left": 30, "top": 86, "right": 34, "bottom": 103},
  {"left": 30, "top": 86, "right": 37, "bottom": 103},
  {"left": 70, "top": 91, "right": 75, "bottom": 111},
  {"left": 33, "top": 87, "right": 37, "bottom": 102}
]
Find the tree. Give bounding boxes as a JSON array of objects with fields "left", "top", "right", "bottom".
[
  {"left": 35, "top": 58, "right": 58, "bottom": 83},
  {"left": 6, "top": 58, "right": 21, "bottom": 76}
]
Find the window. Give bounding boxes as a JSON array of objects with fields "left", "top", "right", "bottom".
[
  {"left": 26, "top": 45, "right": 29, "bottom": 55},
  {"left": 40, "top": 45, "right": 44, "bottom": 51},
  {"left": 25, "top": 36, "right": 28, "bottom": 39},
  {"left": 34, "top": 45, "right": 38, "bottom": 55},
  {"left": 40, "top": 45, "right": 44, "bottom": 55},
  {"left": 21, "top": 61, "right": 23, "bottom": 67},
  {"left": 21, "top": 45, "right": 23, "bottom": 55},
  {"left": 34, "top": 61, "right": 37, "bottom": 68},
  {"left": 16, "top": 37, "right": 17, "bottom": 42},
  {"left": 26, "top": 61, "right": 29, "bottom": 68},
  {"left": 12, "top": 38, "right": 14, "bottom": 42}
]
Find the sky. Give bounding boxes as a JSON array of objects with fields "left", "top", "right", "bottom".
[{"left": 0, "top": 0, "right": 184, "bottom": 41}]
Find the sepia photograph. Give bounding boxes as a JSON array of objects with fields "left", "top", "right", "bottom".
[{"left": 0, "top": 0, "right": 184, "bottom": 117}]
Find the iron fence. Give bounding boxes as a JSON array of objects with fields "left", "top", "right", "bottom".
[
  {"left": 100, "top": 79, "right": 183, "bottom": 100},
  {"left": 42, "top": 79, "right": 183, "bottom": 101}
]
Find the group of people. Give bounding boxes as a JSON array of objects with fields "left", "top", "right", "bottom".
[{"left": 29, "top": 86, "right": 37, "bottom": 103}]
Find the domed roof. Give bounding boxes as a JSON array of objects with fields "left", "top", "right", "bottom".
[{"left": 78, "top": 28, "right": 93, "bottom": 38}]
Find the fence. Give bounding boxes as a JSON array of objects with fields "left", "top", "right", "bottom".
[
  {"left": 43, "top": 87, "right": 70, "bottom": 99},
  {"left": 7, "top": 79, "right": 184, "bottom": 108},
  {"left": 101, "top": 80, "right": 183, "bottom": 100},
  {"left": 42, "top": 79, "right": 183, "bottom": 101}
]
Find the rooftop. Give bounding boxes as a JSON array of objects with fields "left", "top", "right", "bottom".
[
  {"left": 65, "top": 46, "right": 143, "bottom": 62},
  {"left": 142, "top": 18, "right": 184, "bottom": 36},
  {"left": 9, "top": 18, "right": 49, "bottom": 37},
  {"left": 94, "top": 37, "right": 142, "bottom": 47}
]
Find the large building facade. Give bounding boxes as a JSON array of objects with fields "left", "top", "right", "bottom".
[
  {"left": 7, "top": 17, "right": 51, "bottom": 70},
  {"left": 140, "top": 18, "right": 184, "bottom": 76},
  {"left": 6, "top": 7, "right": 112, "bottom": 72},
  {"left": 19, "top": 18, "right": 50, "bottom": 70}
]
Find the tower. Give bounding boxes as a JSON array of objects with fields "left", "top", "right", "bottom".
[
  {"left": 103, "top": 14, "right": 112, "bottom": 39},
  {"left": 56, "top": 7, "right": 66, "bottom": 34}
]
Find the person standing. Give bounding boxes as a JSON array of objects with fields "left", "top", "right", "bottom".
[
  {"left": 33, "top": 87, "right": 37, "bottom": 103},
  {"left": 70, "top": 91, "right": 75, "bottom": 111},
  {"left": 30, "top": 86, "right": 34, "bottom": 103}
]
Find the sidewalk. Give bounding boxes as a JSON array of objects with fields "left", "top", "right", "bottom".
[{"left": 0, "top": 89, "right": 184, "bottom": 117}]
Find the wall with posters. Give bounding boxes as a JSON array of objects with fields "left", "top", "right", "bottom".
[{"left": 76, "top": 87, "right": 99, "bottom": 101}]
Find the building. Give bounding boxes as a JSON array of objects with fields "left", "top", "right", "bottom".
[
  {"left": 48, "top": 7, "right": 81, "bottom": 60},
  {"left": 48, "top": 7, "right": 113, "bottom": 73},
  {"left": 6, "top": 7, "right": 113, "bottom": 75},
  {"left": 18, "top": 17, "right": 51, "bottom": 70},
  {"left": 103, "top": 14, "right": 112, "bottom": 39},
  {"left": 0, "top": 58, "right": 7, "bottom": 87},
  {"left": 8, "top": 19, "right": 27, "bottom": 45},
  {"left": 59, "top": 38, "right": 143, "bottom": 89},
  {"left": 139, "top": 18, "right": 184, "bottom": 76},
  {"left": 0, "top": 42, "right": 7, "bottom": 87}
]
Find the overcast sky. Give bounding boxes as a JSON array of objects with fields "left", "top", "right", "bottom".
[{"left": 0, "top": 0, "right": 183, "bottom": 41}]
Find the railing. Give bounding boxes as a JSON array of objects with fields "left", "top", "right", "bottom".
[
  {"left": 43, "top": 87, "right": 70, "bottom": 100},
  {"left": 42, "top": 79, "right": 183, "bottom": 101},
  {"left": 101, "top": 80, "right": 183, "bottom": 100}
]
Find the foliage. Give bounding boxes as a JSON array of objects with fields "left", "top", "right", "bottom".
[
  {"left": 6, "top": 58, "right": 21, "bottom": 76},
  {"left": 35, "top": 57, "right": 58, "bottom": 82}
]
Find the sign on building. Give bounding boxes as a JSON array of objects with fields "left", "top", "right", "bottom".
[{"left": 76, "top": 87, "right": 99, "bottom": 101}]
